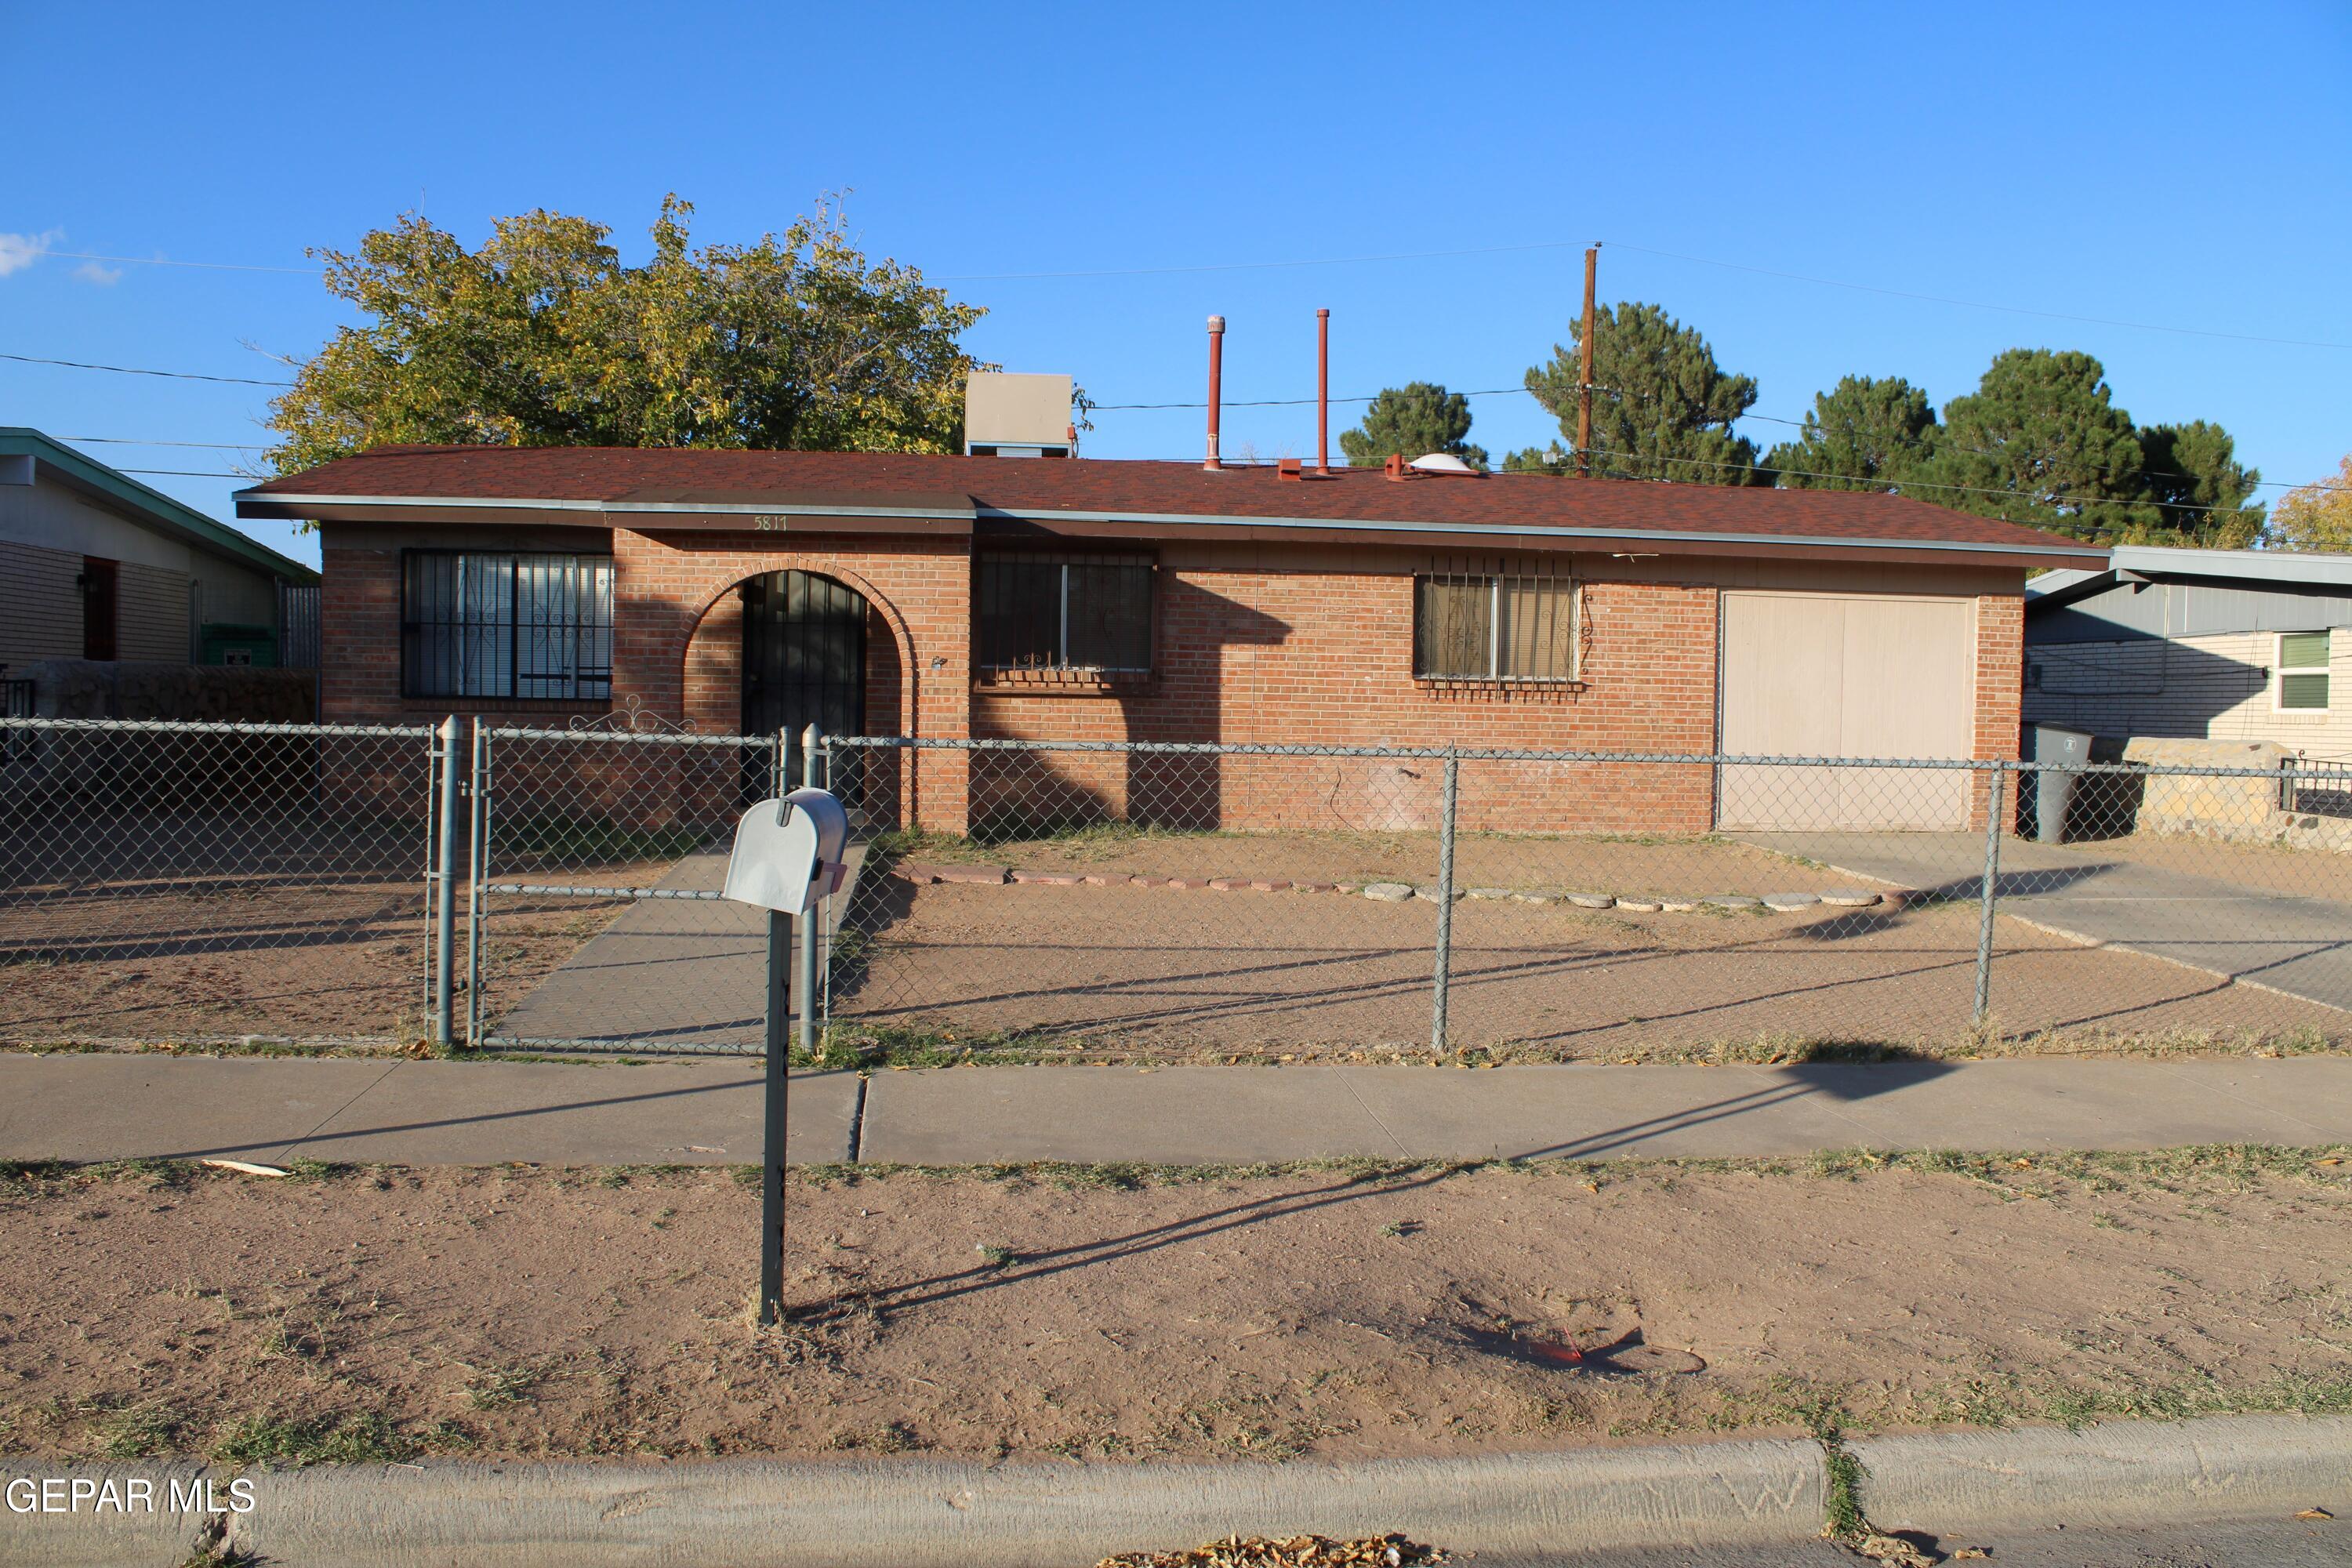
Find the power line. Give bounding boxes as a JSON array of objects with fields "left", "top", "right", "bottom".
[
  {"left": 60, "top": 436, "right": 264, "bottom": 450},
  {"left": 0, "top": 351, "right": 293, "bottom": 387},
  {"left": 931, "top": 239, "right": 1588, "bottom": 282},
  {"left": 1091, "top": 386, "right": 1529, "bottom": 411},
  {"left": 25, "top": 227, "right": 2348, "bottom": 351},
  {"left": 1548, "top": 442, "right": 2265, "bottom": 518},
  {"left": 1602, "top": 241, "right": 2352, "bottom": 352},
  {"left": 114, "top": 467, "right": 252, "bottom": 478},
  {"left": 27, "top": 238, "right": 1589, "bottom": 284},
  {"left": 41, "top": 249, "right": 323, "bottom": 276},
  {"left": 1098, "top": 388, "right": 2347, "bottom": 495}
]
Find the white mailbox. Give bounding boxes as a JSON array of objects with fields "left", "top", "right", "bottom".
[{"left": 721, "top": 787, "right": 850, "bottom": 914}]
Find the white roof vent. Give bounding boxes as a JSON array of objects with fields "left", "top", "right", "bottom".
[
  {"left": 1406, "top": 452, "right": 1479, "bottom": 476},
  {"left": 965, "top": 372, "right": 1076, "bottom": 457}
]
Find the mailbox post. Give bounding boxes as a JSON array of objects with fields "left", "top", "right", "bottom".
[{"left": 720, "top": 784, "right": 848, "bottom": 1326}]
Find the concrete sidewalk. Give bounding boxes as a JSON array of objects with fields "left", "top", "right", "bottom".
[{"left": 6, "top": 1052, "right": 2352, "bottom": 1167}]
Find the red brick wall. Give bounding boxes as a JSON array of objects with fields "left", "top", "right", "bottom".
[
  {"left": 968, "top": 547, "right": 1726, "bottom": 833},
  {"left": 317, "top": 524, "right": 2025, "bottom": 836},
  {"left": 1971, "top": 591, "right": 2027, "bottom": 829}
]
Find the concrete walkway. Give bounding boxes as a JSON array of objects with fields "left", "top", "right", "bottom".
[
  {"left": 7, "top": 1053, "right": 2352, "bottom": 1167},
  {"left": 1743, "top": 830, "right": 2352, "bottom": 1011},
  {"left": 487, "top": 845, "right": 866, "bottom": 1049}
]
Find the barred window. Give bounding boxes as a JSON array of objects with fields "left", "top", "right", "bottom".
[
  {"left": 401, "top": 552, "right": 613, "bottom": 700},
  {"left": 975, "top": 553, "right": 1154, "bottom": 673},
  {"left": 1414, "top": 572, "right": 1579, "bottom": 681}
]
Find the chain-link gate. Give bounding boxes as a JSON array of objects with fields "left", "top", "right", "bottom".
[{"left": 462, "top": 724, "right": 802, "bottom": 1052}]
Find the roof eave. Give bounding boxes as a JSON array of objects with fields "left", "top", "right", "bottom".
[
  {"left": 8, "top": 429, "right": 318, "bottom": 583},
  {"left": 233, "top": 488, "right": 2100, "bottom": 570}
]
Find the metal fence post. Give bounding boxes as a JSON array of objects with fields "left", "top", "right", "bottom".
[
  {"left": 431, "top": 715, "right": 460, "bottom": 1049},
  {"left": 819, "top": 732, "right": 837, "bottom": 1029},
  {"left": 799, "top": 723, "right": 821, "bottom": 1058},
  {"left": 464, "top": 720, "right": 488, "bottom": 1046},
  {"left": 1973, "top": 761, "right": 2006, "bottom": 1025},
  {"left": 759, "top": 902, "right": 791, "bottom": 1326},
  {"left": 1431, "top": 748, "right": 1460, "bottom": 1054}
]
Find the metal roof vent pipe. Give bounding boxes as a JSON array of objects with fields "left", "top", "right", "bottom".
[
  {"left": 1203, "top": 315, "right": 1225, "bottom": 471},
  {"left": 1284, "top": 309, "right": 1341, "bottom": 483},
  {"left": 1316, "top": 307, "right": 1331, "bottom": 476}
]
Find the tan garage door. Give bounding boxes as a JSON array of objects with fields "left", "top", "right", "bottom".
[{"left": 1717, "top": 590, "right": 1975, "bottom": 830}]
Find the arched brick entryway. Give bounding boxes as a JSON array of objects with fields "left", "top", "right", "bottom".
[{"left": 612, "top": 529, "right": 971, "bottom": 830}]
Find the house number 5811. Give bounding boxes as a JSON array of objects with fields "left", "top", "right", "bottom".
[{"left": 752, "top": 514, "right": 786, "bottom": 532}]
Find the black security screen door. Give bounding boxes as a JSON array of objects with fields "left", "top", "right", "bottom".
[{"left": 741, "top": 571, "right": 868, "bottom": 790}]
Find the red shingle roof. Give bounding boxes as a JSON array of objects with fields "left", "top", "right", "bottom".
[{"left": 238, "top": 444, "right": 2099, "bottom": 559}]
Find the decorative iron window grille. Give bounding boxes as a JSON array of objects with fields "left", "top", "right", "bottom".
[
  {"left": 1414, "top": 566, "right": 1581, "bottom": 681},
  {"left": 401, "top": 551, "right": 614, "bottom": 701},
  {"left": 975, "top": 552, "right": 1154, "bottom": 674}
]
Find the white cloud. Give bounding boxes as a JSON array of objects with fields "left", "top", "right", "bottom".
[
  {"left": 0, "top": 229, "right": 63, "bottom": 277},
  {"left": 72, "top": 260, "right": 122, "bottom": 285}
]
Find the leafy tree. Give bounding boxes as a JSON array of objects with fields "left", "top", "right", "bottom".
[
  {"left": 1762, "top": 375, "right": 1938, "bottom": 491},
  {"left": 1338, "top": 382, "right": 1488, "bottom": 468},
  {"left": 1523, "top": 302, "right": 1760, "bottom": 484},
  {"left": 1909, "top": 349, "right": 2149, "bottom": 541},
  {"left": 2274, "top": 454, "right": 2352, "bottom": 552},
  {"left": 2125, "top": 421, "right": 2266, "bottom": 547},
  {"left": 267, "top": 194, "right": 985, "bottom": 477}
]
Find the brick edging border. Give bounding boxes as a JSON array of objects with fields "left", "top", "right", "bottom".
[{"left": 893, "top": 861, "right": 1905, "bottom": 913}]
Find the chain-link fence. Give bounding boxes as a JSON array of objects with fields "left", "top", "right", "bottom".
[
  {"left": 820, "top": 737, "right": 2352, "bottom": 1062},
  {"left": 0, "top": 717, "right": 439, "bottom": 1046},
  {"left": 7, "top": 717, "right": 2350, "bottom": 1060}
]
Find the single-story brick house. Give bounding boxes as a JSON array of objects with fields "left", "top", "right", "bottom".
[{"left": 234, "top": 447, "right": 2099, "bottom": 834}]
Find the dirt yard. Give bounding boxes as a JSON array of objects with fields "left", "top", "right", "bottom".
[
  {"left": 4, "top": 1150, "right": 2350, "bottom": 1466},
  {"left": 837, "top": 877, "right": 2347, "bottom": 1060},
  {"left": 0, "top": 867, "right": 652, "bottom": 1046}
]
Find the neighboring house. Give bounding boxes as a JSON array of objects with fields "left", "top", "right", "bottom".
[
  {"left": 2025, "top": 546, "right": 2352, "bottom": 763},
  {"left": 0, "top": 427, "right": 321, "bottom": 689},
  {"left": 234, "top": 433, "right": 2096, "bottom": 835}
]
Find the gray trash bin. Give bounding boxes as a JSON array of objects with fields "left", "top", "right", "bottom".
[{"left": 2024, "top": 724, "right": 2094, "bottom": 843}]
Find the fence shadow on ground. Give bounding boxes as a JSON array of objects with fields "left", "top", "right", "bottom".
[{"left": 798, "top": 1063, "right": 1951, "bottom": 1322}]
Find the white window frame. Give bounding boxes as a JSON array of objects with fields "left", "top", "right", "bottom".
[{"left": 2274, "top": 629, "right": 2332, "bottom": 715}]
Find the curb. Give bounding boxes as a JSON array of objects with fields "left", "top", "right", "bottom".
[
  {"left": 9, "top": 1441, "right": 1821, "bottom": 1568},
  {"left": 1852, "top": 1413, "right": 2352, "bottom": 1534},
  {"left": 9, "top": 1416, "right": 2350, "bottom": 1567}
]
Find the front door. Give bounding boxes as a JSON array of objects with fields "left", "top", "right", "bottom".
[{"left": 741, "top": 571, "right": 869, "bottom": 792}]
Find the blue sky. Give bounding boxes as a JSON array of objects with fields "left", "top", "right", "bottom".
[{"left": 4, "top": 0, "right": 2347, "bottom": 568}]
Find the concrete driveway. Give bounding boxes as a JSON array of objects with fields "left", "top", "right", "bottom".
[{"left": 1740, "top": 831, "right": 2352, "bottom": 1013}]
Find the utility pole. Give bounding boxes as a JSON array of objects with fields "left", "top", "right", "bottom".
[{"left": 1577, "top": 244, "right": 1599, "bottom": 478}]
